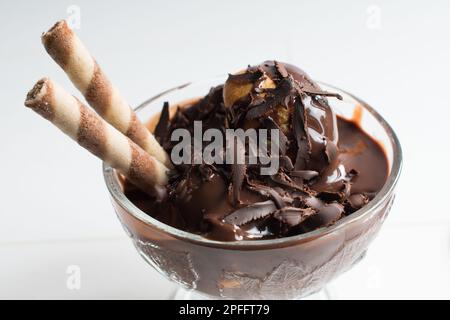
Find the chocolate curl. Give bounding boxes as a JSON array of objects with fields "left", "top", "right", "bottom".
[
  {"left": 25, "top": 78, "right": 168, "bottom": 197},
  {"left": 41, "top": 20, "right": 172, "bottom": 168}
]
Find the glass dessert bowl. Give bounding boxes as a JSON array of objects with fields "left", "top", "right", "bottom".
[{"left": 103, "top": 76, "right": 402, "bottom": 300}]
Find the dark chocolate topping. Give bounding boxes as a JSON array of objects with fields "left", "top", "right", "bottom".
[{"left": 126, "top": 61, "right": 389, "bottom": 241}]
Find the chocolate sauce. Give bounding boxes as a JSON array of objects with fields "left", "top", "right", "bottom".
[{"left": 123, "top": 61, "right": 388, "bottom": 242}]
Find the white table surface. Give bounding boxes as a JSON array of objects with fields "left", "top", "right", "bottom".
[{"left": 1, "top": 0, "right": 449, "bottom": 299}]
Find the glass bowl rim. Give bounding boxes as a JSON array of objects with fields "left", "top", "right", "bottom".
[{"left": 103, "top": 76, "right": 402, "bottom": 249}]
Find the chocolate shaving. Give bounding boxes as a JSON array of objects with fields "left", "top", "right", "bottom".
[
  {"left": 245, "top": 79, "right": 292, "bottom": 120},
  {"left": 346, "top": 193, "right": 369, "bottom": 211},
  {"left": 299, "top": 201, "right": 344, "bottom": 232},
  {"left": 274, "top": 207, "right": 316, "bottom": 227},
  {"left": 230, "top": 136, "right": 247, "bottom": 204},
  {"left": 317, "top": 179, "right": 352, "bottom": 202},
  {"left": 270, "top": 172, "right": 305, "bottom": 192},
  {"left": 301, "top": 88, "right": 343, "bottom": 100},
  {"left": 279, "top": 155, "right": 294, "bottom": 171},
  {"left": 154, "top": 101, "right": 170, "bottom": 144},
  {"left": 262, "top": 117, "right": 288, "bottom": 156},
  {"left": 320, "top": 202, "right": 344, "bottom": 222},
  {"left": 226, "top": 70, "right": 263, "bottom": 90},
  {"left": 274, "top": 61, "right": 289, "bottom": 78},
  {"left": 224, "top": 200, "right": 277, "bottom": 226},
  {"left": 317, "top": 190, "right": 342, "bottom": 202},
  {"left": 290, "top": 170, "right": 319, "bottom": 180},
  {"left": 245, "top": 99, "right": 274, "bottom": 120},
  {"left": 246, "top": 178, "right": 286, "bottom": 208}
]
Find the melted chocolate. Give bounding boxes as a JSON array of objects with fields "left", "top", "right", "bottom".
[{"left": 123, "top": 61, "right": 388, "bottom": 242}]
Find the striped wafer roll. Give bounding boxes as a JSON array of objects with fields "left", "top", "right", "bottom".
[
  {"left": 41, "top": 20, "right": 172, "bottom": 168},
  {"left": 25, "top": 77, "right": 169, "bottom": 198}
]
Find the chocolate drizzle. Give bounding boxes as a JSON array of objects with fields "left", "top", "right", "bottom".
[
  {"left": 293, "top": 97, "right": 310, "bottom": 170},
  {"left": 126, "top": 60, "right": 389, "bottom": 241}
]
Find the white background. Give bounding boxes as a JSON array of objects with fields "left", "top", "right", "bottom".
[{"left": 1, "top": 0, "right": 449, "bottom": 299}]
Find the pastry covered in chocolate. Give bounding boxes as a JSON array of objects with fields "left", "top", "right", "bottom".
[{"left": 124, "top": 61, "right": 388, "bottom": 242}]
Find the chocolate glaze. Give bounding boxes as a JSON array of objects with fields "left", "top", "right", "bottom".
[{"left": 124, "top": 61, "right": 388, "bottom": 242}]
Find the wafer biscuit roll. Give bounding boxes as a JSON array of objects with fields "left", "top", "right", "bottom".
[
  {"left": 25, "top": 78, "right": 168, "bottom": 197},
  {"left": 41, "top": 20, "right": 172, "bottom": 168}
]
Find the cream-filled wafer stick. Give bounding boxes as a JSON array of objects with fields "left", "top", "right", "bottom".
[
  {"left": 41, "top": 20, "right": 172, "bottom": 168},
  {"left": 25, "top": 78, "right": 168, "bottom": 198}
]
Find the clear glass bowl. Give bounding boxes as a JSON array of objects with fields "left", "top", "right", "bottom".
[{"left": 103, "top": 77, "right": 402, "bottom": 299}]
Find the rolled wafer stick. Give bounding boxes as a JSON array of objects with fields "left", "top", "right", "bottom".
[
  {"left": 25, "top": 77, "right": 168, "bottom": 198},
  {"left": 41, "top": 20, "right": 172, "bottom": 168}
]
